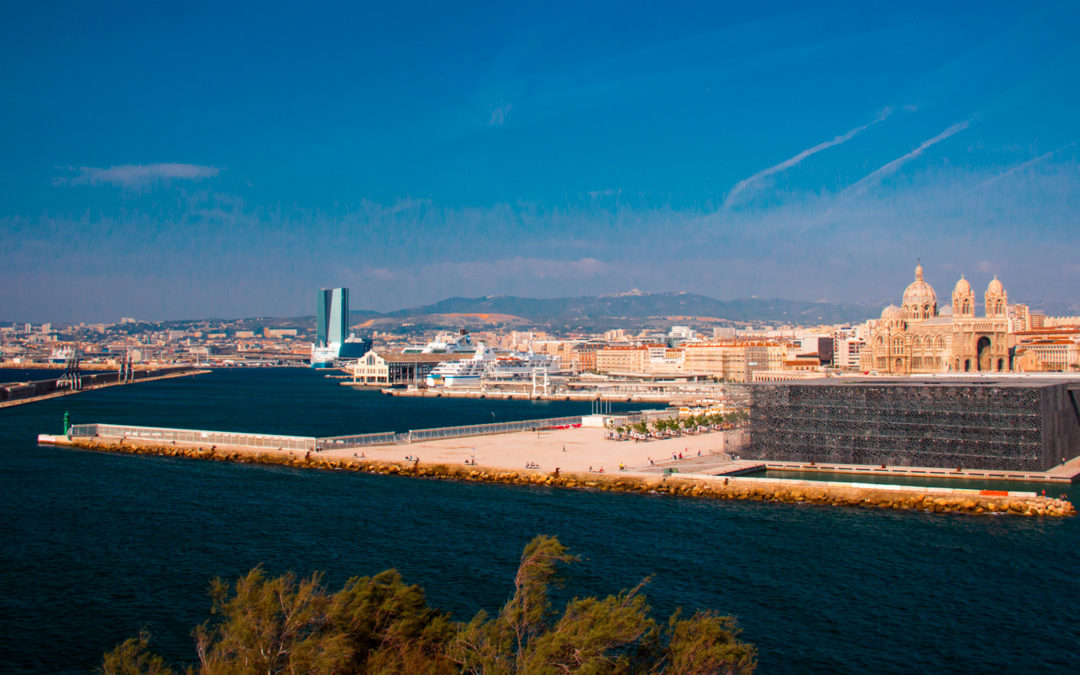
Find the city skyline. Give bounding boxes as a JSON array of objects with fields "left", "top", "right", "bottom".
[{"left": 3, "top": 1, "right": 1079, "bottom": 322}]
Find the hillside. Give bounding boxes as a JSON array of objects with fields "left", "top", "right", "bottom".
[{"left": 363, "top": 291, "right": 881, "bottom": 330}]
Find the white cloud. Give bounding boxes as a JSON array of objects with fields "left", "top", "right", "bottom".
[
  {"left": 489, "top": 104, "right": 512, "bottom": 126},
  {"left": 57, "top": 163, "right": 221, "bottom": 188},
  {"left": 722, "top": 109, "right": 893, "bottom": 210}
]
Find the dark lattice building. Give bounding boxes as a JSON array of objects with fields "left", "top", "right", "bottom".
[{"left": 745, "top": 378, "right": 1080, "bottom": 471}]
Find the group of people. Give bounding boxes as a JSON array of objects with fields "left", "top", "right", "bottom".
[
  {"left": 525, "top": 461, "right": 541, "bottom": 469},
  {"left": 669, "top": 450, "right": 702, "bottom": 460},
  {"left": 582, "top": 463, "right": 629, "bottom": 473},
  {"left": 646, "top": 449, "right": 704, "bottom": 465}
]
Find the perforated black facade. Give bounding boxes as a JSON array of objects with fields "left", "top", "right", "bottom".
[{"left": 744, "top": 379, "right": 1080, "bottom": 471}]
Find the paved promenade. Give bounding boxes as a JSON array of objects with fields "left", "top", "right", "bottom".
[{"left": 319, "top": 426, "right": 744, "bottom": 476}]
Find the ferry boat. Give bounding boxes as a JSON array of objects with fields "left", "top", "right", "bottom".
[{"left": 425, "top": 343, "right": 495, "bottom": 387}]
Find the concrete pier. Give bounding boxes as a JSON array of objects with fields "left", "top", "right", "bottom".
[{"left": 1, "top": 368, "right": 209, "bottom": 408}]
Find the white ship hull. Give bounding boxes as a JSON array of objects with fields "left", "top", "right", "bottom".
[
  {"left": 488, "top": 364, "right": 560, "bottom": 378},
  {"left": 427, "top": 373, "right": 483, "bottom": 387}
]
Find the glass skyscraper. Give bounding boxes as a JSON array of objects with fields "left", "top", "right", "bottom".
[{"left": 315, "top": 288, "right": 348, "bottom": 348}]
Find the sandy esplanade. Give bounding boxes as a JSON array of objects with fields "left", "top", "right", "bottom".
[{"left": 319, "top": 426, "right": 741, "bottom": 475}]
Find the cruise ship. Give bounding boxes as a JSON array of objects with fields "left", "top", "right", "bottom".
[
  {"left": 404, "top": 330, "right": 476, "bottom": 354},
  {"left": 425, "top": 343, "right": 495, "bottom": 387},
  {"left": 425, "top": 345, "right": 560, "bottom": 388}
]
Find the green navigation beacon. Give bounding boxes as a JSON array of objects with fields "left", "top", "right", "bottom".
[{"left": 63, "top": 411, "right": 70, "bottom": 438}]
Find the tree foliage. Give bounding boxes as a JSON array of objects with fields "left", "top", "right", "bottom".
[
  {"left": 101, "top": 536, "right": 755, "bottom": 675},
  {"left": 101, "top": 631, "right": 176, "bottom": 675},
  {"left": 664, "top": 610, "right": 757, "bottom": 675}
]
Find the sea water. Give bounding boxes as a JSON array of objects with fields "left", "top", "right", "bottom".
[{"left": 1, "top": 368, "right": 1077, "bottom": 673}]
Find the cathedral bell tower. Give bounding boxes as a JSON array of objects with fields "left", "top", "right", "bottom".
[
  {"left": 952, "top": 275, "right": 974, "bottom": 317},
  {"left": 984, "top": 276, "right": 1007, "bottom": 318}
]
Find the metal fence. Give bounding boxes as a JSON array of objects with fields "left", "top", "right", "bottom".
[
  {"left": 318, "top": 431, "right": 398, "bottom": 449},
  {"left": 407, "top": 415, "right": 582, "bottom": 443},
  {"left": 70, "top": 423, "right": 317, "bottom": 452},
  {"left": 68, "top": 415, "right": 587, "bottom": 452}
]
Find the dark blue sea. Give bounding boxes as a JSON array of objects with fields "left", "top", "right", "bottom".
[
  {"left": 0, "top": 368, "right": 64, "bottom": 382},
  {"left": 1, "top": 368, "right": 1077, "bottom": 673}
]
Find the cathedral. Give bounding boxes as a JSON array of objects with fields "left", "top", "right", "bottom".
[{"left": 861, "top": 264, "right": 1021, "bottom": 374}]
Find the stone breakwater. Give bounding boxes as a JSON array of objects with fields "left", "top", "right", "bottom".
[{"left": 61, "top": 438, "right": 1076, "bottom": 518}]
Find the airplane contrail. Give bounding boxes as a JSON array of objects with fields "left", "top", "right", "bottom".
[
  {"left": 722, "top": 109, "right": 893, "bottom": 210},
  {"left": 843, "top": 120, "right": 970, "bottom": 195},
  {"left": 974, "top": 143, "right": 1075, "bottom": 190}
]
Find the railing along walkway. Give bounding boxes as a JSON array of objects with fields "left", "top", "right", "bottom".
[{"left": 69, "top": 415, "right": 587, "bottom": 452}]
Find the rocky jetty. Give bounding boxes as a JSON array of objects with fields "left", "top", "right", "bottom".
[{"left": 65, "top": 438, "right": 1076, "bottom": 518}]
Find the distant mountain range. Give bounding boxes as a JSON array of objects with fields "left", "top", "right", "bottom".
[
  {"left": 203, "top": 292, "right": 882, "bottom": 333},
  {"left": 359, "top": 292, "right": 883, "bottom": 329}
]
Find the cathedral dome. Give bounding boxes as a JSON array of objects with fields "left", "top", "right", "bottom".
[
  {"left": 953, "top": 275, "right": 971, "bottom": 295},
  {"left": 881, "top": 304, "right": 903, "bottom": 320},
  {"left": 987, "top": 276, "right": 1004, "bottom": 295},
  {"left": 902, "top": 263, "right": 937, "bottom": 307}
]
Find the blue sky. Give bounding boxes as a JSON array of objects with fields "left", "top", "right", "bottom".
[{"left": 2, "top": 0, "right": 1079, "bottom": 322}]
